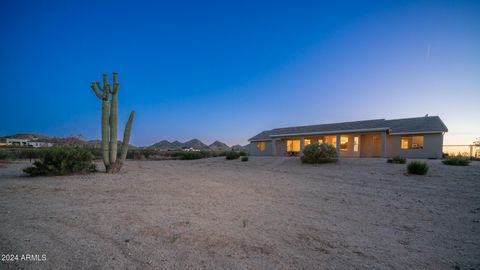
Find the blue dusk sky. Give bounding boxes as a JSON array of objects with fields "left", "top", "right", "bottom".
[{"left": 0, "top": 0, "right": 479, "bottom": 146}]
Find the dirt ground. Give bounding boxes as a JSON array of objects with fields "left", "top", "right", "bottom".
[{"left": 0, "top": 157, "right": 479, "bottom": 269}]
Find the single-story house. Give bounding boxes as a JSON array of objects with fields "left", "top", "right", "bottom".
[
  {"left": 248, "top": 116, "right": 448, "bottom": 159},
  {"left": 28, "top": 139, "right": 54, "bottom": 148},
  {"left": 5, "top": 137, "right": 53, "bottom": 148},
  {"left": 6, "top": 138, "right": 30, "bottom": 147}
]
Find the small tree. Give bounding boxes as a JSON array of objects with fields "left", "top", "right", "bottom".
[{"left": 301, "top": 143, "right": 338, "bottom": 164}]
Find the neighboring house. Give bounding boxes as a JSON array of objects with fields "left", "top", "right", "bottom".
[
  {"left": 0, "top": 137, "right": 6, "bottom": 147},
  {"left": 28, "top": 139, "right": 54, "bottom": 148},
  {"left": 248, "top": 116, "right": 448, "bottom": 159},
  {"left": 5, "top": 138, "right": 53, "bottom": 148},
  {"left": 183, "top": 147, "right": 200, "bottom": 152},
  {"left": 6, "top": 138, "right": 30, "bottom": 147}
]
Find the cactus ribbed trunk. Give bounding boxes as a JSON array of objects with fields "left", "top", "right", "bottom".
[
  {"left": 91, "top": 73, "right": 134, "bottom": 173},
  {"left": 101, "top": 99, "right": 110, "bottom": 171},
  {"left": 109, "top": 93, "right": 118, "bottom": 164}
]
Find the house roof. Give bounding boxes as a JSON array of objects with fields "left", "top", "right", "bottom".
[
  {"left": 249, "top": 116, "right": 448, "bottom": 141},
  {"left": 31, "top": 139, "right": 52, "bottom": 143}
]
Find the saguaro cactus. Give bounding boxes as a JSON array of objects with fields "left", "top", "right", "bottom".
[{"left": 91, "top": 73, "right": 134, "bottom": 173}]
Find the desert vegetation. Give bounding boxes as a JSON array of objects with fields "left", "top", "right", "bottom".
[
  {"left": 387, "top": 156, "right": 407, "bottom": 164},
  {"left": 407, "top": 160, "right": 429, "bottom": 175},
  {"left": 442, "top": 156, "right": 471, "bottom": 166},
  {"left": 225, "top": 151, "right": 240, "bottom": 160},
  {"left": 90, "top": 73, "right": 134, "bottom": 173},
  {"left": 301, "top": 143, "right": 338, "bottom": 164},
  {"left": 22, "top": 148, "right": 96, "bottom": 176}
]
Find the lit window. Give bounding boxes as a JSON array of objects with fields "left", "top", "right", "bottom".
[
  {"left": 354, "top": 136, "right": 359, "bottom": 152},
  {"left": 331, "top": 137, "right": 337, "bottom": 148},
  {"left": 256, "top": 142, "right": 266, "bottom": 152},
  {"left": 340, "top": 136, "right": 348, "bottom": 151},
  {"left": 286, "top": 139, "right": 301, "bottom": 152},
  {"left": 401, "top": 136, "right": 424, "bottom": 149},
  {"left": 318, "top": 139, "right": 324, "bottom": 144},
  {"left": 304, "top": 139, "right": 311, "bottom": 146},
  {"left": 401, "top": 137, "right": 409, "bottom": 149},
  {"left": 412, "top": 136, "right": 424, "bottom": 149}
]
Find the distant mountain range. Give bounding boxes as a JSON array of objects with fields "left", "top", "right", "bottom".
[
  {"left": 151, "top": 139, "right": 235, "bottom": 151},
  {"left": 1, "top": 133, "right": 248, "bottom": 151}
]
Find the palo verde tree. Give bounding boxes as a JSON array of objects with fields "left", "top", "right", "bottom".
[{"left": 91, "top": 73, "right": 134, "bottom": 173}]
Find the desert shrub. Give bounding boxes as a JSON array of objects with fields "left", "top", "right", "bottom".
[
  {"left": 226, "top": 151, "right": 240, "bottom": 160},
  {"left": 0, "top": 149, "right": 11, "bottom": 160},
  {"left": 139, "top": 148, "right": 159, "bottom": 159},
  {"left": 442, "top": 156, "right": 471, "bottom": 166},
  {"left": 387, "top": 156, "right": 406, "bottom": 164},
  {"left": 23, "top": 148, "right": 96, "bottom": 176},
  {"left": 85, "top": 147, "right": 102, "bottom": 160},
  {"left": 18, "top": 148, "right": 47, "bottom": 161},
  {"left": 407, "top": 161, "right": 429, "bottom": 175},
  {"left": 301, "top": 143, "right": 338, "bottom": 164},
  {"left": 175, "top": 151, "right": 211, "bottom": 160},
  {"left": 241, "top": 156, "right": 249, "bottom": 162}
]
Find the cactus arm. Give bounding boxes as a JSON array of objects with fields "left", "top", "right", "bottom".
[
  {"left": 118, "top": 111, "right": 135, "bottom": 166},
  {"left": 102, "top": 74, "right": 108, "bottom": 86},
  {"left": 91, "top": 83, "right": 103, "bottom": 99},
  {"left": 109, "top": 91, "right": 118, "bottom": 164},
  {"left": 112, "top": 82, "right": 119, "bottom": 95},
  {"left": 101, "top": 99, "right": 110, "bottom": 170},
  {"left": 111, "top": 72, "right": 119, "bottom": 94}
]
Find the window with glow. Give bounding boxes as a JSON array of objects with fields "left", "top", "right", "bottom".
[
  {"left": 340, "top": 136, "right": 348, "bottom": 151},
  {"left": 400, "top": 136, "right": 424, "bottom": 149},
  {"left": 256, "top": 142, "right": 266, "bottom": 152},
  {"left": 304, "top": 139, "right": 311, "bottom": 146},
  {"left": 331, "top": 137, "right": 337, "bottom": 148},
  {"left": 401, "top": 137, "right": 409, "bottom": 149},
  {"left": 411, "top": 136, "right": 424, "bottom": 149},
  {"left": 318, "top": 138, "right": 324, "bottom": 144},
  {"left": 354, "top": 136, "right": 359, "bottom": 152},
  {"left": 286, "top": 139, "right": 301, "bottom": 152}
]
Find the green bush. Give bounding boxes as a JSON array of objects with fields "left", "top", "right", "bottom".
[
  {"left": 387, "top": 156, "right": 406, "bottom": 164},
  {"left": 241, "top": 156, "right": 249, "bottom": 162},
  {"left": 23, "top": 148, "right": 96, "bottom": 176},
  {"left": 301, "top": 143, "right": 338, "bottom": 164},
  {"left": 442, "top": 156, "right": 471, "bottom": 166},
  {"left": 226, "top": 151, "right": 240, "bottom": 160},
  {"left": 0, "top": 149, "right": 10, "bottom": 160},
  {"left": 407, "top": 161, "right": 429, "bottom": 175},
  {"left": 238, "top": 151, "right": 248, "bottom": 156},
  {"left": 177, "top": 151, "right": 211, "bottom": 160},
  {"left": 19, "top": 148, "right": 46, "bottom": 161}
]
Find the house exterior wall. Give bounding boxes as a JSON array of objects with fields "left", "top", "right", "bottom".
[
  {"left": 360, "top": 133, "right": 381, "bottom": 157},
  {"left": 249, "top": 132, "right": 444, "bottom": 159},
  {"left": 338, "top": 134, "right": 361, "bottom": 157},
  {"left": 248, "top": 141, "right": 273, "bottom": 156},
  {"left": 386, "top": 133, "right": 443, "bottom": 159}
]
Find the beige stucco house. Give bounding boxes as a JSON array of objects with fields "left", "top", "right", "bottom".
[{"left": 248, "top": 116, "right": 448, "bottom": 159}]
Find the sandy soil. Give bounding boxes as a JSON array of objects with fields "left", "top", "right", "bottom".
[{"left": 0, "top": 157, "right": 479, "bottom": 269}]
